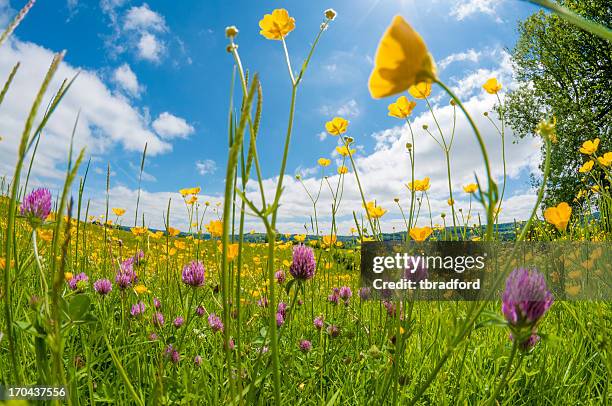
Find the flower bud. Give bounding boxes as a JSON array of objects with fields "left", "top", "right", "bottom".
[
  {"left": 324, "top": 9, "right": 337, "bottom": 21},
  {"left": 225, "top": 26, "right": 239, "bottom": 38}
]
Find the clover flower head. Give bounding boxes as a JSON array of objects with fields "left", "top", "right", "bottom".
[
  {"left": 182, "top": 260, "right": 206, "bottom": 287},
  {"left": 289, "top": 244, "right": 316, "bottom": 280},
  {"left": 20, "top": 188, "right": 52, "bottom": 228},
  {"left": 502, "top": 268, "right": 553, "bottom": 328},
  {"left": 93, "top": 278, "right": 112, "bottom": 296}
]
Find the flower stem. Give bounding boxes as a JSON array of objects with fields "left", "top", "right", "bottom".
[{"left": 487, "top": 340, "right": 518, "bottom": 405}]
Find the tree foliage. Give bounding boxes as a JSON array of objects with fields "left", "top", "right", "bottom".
[{"left": 506, "top": 0, "right": 611, "bottom": 208}]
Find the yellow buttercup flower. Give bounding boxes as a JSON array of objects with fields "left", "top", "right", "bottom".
[
  {"left": 463, "top": 183, "right": 478, "bottom": 194},
  {"left": 259, "top": 9, "right": 295, "bottom": 40},
  {"left": 322, "top": 234, "right": 337, "bottom": 247},
  {"left": 206, "top": 220, "right": 223, "bottom": 237},
  {"left": 409, "top": 226, "right": 433, "bottom": 242},
  {"left": 447, "top": 198, "right": 454, "bottom": 206},
  {"left": 597, "top": 152, "right": 612, "bottom": 167},
  {"left": 325, "top": 117, "right": 349, "bottom": 136},
  {"left": 579, "top": 138, "right": 599, "bottom": 155},
  {"left": 186, "top": 195, "right": 198, "bottom": 205},
  {"left": 368, "top": 15, "right": 437, "bottom": 98},
  {"left": 37, "top": 229, "right": 53, "bottom": 242},
  {"left": 364, "top": 201, "right": 387, "bottom": 219},
  {"left": 337, "top": 165, "right": 348, "bottom": 174},
  {"left": 134, "top": 284, "right": 148, "bottom": 294},
  {"left": 131, "top": 227, "right": 148, "bottom": 237},
  {"left": 294, "top": 234, "right": 306, "bottom": 242},
  {"left": 407, "top": 177, "right": 430, "bottom": 192},
  {"left": 544, "top": 202, "right": 572, "bottom": 231},
  {"left": 336, "top": 146, "right": 355, "bottom": 157},
  {"left": 0, "top": 257, "right": 5, "bottom": 269},
  {"left": 318, "top": 158, "right": 331, "bottom": 167},
  {"left": 227, "top": 243, "right": 239, "bottom": 262},
  {"left": 167, "top": 227, "right": 181, "bottom": 237},
  {"left": 408, "top": 81, "right": 432, "bottom": 99},
  {"left": 112, "top": 208, "right": 126, "bottom": 217},
  {"left": 64, "top": 272, "right": 74, "bottom": 281},
  {"left": 388, "top": 95, "right": 416, "bottom": 119},
  {"left": 579, "top": 160, "right": 594, "bottom": 173},
  {"left": 482, "top": 78, "right": 502, "bottom": 94}
]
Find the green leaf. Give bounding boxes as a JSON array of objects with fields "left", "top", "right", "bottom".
[{"left": 67, "top": 294, "right": 91, "bottom": 322}]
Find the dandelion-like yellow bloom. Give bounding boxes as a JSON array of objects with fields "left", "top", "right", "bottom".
[
  {"left": 259, "top": 9, "right": 295, "bottom": 40},
  {"left": 318, "top": 158, "right": 331, "bottom": 167},
  {"left": 463, "top": 183, "right": 478, "bottom": 194},
  {"left": 597, "top": 152, "right": 612, "bottom": 167},
  {"left": 579, "top": 160, "right": 594, "bottom": 173},
  {"left": 325, "top": 117, "right": 349, "bottom": 136},
  {"left": 206, "top": 220, "right": 223, "bottom": 237},
  {"left": 112, "top": 208, "right": 126, "bottom": 217},
  {"left": 368, "top": 16, "right": 437, "bottom": 99},
  {"left": 364, "top": 201, "right": 387, "bottom": 219},
  {"left": 407, "top": 177, "right": 430, "bottom": 192},
  {"left": 409, "top": 226, "right": 433, "bottom": 241},
  {"left": 388, "top": 95, "right": 416, "bottom": 119},
  {"left": 482, "top": 78, "right": 502, "bottom": 94},
  {"left": 408, "top": 81, "right": 432, "bottom": 99},
  {"left": 579, "top": 138, "right": 600, "bottom": 155},
  {"left": 336, "top": 146, "right": 355, "bottom": 157},
  {"left": 131, "top": 227, "right": 148, "bottom": 237},
  {"left": 337, "top": 165, "right": 349, "bottom": 174},
  {"left": 294, "top": 234, "right": 306, "bottom": 242},
  {"left": 544, "top": 202, "right": 572, "bottom": 231}
]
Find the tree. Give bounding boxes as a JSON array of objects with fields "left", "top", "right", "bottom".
[{"left": 505, "top": 0, "right": 611, "bottom": 210}]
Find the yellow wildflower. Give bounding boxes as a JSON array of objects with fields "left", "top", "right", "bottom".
[
  {"left": 206, "top": 220, "right": 223, "bottom": 237},
  {"left": 388, "top": 95, "right": 416, "bottom": 119},
  {"left": 407, "top": 177, "right": 430, "bottom": 192},
  {"left": 318, "top": 158, "right": 331, "bottom": 167},
  {"left": 112, "top": 208, "right": 126, "bottom": 217},
  {"left": 338, "top": 165, "right": 348, "bottom": 174},
  {"left": 167, "top": 227, "right": 181, "bottom": 237},
  {"left": 325, "top": 117, "right": 349, "bottom": 136},
  {"left": 322, "top": 234, "right": 337, "bottom": 246},
  {"left": 368, "top": 16, "right": 437, "bottom": 98},
  {"left": 336, "top": 146, "right": 355, "bottom": 157},
  {"left": 579, "top": 160, "right": 594, "bottom": 173},
  {"left": 463, "top": 183, "right": 478, "bottom": 194},
  {"left": 294, "top": 234, "right": 306, "bottom": 242},
  {"left": 544, "top": 202, "right": 572, "bottom": 231},
  {"left": 579, "top": 138, "right": 600, "bottom": 155},
  {"left": 364, "top": 201, "right": 387, "bottom": 219},
  {"left": 259, "top": 9, "right": 295, "bottom": 40},
  {"left": 409, "top": 226, "right": 433, "bottom": 242},
  {"left": 408, "top": 81, "right": 432, "bottom": 99},
  {"left": 482, "top": 78, "right": 502, "bottom": 94},
  {"left": 597, "top": 152, "right": 612, "bottom": 167},
  {"left": 134, "top": 284, "right": 148, "bottom": 294}
]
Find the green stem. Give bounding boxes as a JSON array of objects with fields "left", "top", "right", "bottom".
[{"left": 487, "top": 341, "right": 519, "bottom": 405}]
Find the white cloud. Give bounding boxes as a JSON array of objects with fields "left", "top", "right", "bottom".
[
  {"left": 317, "top": 131, "right": 327, "bottom": 141},
  {"left": 439, "top": 49, "right": 481, "bottom": 70},
  {"left": 319, "top": 99, "right": 360, "bottom": 118},
  {"left": 112, "top": 63, "right": 143, "bottom": 97},
  {"left": 152, "top": 112, "right": 194, "bottom": 139},
  {"left": 450, "top": 0, "right": 503, "bottom": 22},
  {"left": 0, "top": 39, "right": 171, "bottom": 181},
  {"left": 137, "top": 32, "right": 164, "bottom": 62},
  {"left": 0, "top": 0, "right": 12, "bottom": 26},
  {"left": 195, "top": 159, "right": 217, "bottom": 176},
  {"left": 124, "top": 3, "right": 166, "bottom": 32}
]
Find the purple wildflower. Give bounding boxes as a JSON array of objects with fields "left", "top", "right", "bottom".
[
  {"left": 299, "top": 339, "right": 312, "bottom": 353},
  {"left": 173, "top": 316, "right": 184, "bottom": 328},
  {"left": 289, "top": 244, "right": 316, "bottom": 280},
  {"left": 115, "top": 260, "right": 137, "bottom": 290},
  {"left": 196, "top": 305, "right": 205, "bottom": 317},
  {"left": 148, "top": 332, "right": 158, "bottom": 341},
  {"left": 277, "top": 302, "right": 288, "bottom": 318},
  {"left": 327, "top": 292, "right": 339, "bottom": 305},
  {"left": 131, "top": 301, "right": 145, "bottom": 317},
  {"left": 153, "top": 297, "right": 161, "bottom": 309},
  {"left": 339, "top": 286, "right": 352, "bottom": 305},
  {"left": 93, "top": 279, "right": 112, "bottom": 296},
  {"left": 20, "top": 188, "right": 52, "bottom": 228},
  {"left": 164, "top": 344, "right": 180, "bottom": 364},
  {"left": 68, "top": 272, "right": 88, "bottom": 291},
  {"left": 208, "top": 313, "right": 224, "bottom": 333},
  {"left": 314, "top": 316, "right": 324, "bottom": 330},
  {"left": 194, "top": 355, "right": 203, "bottom": 367},
  {"left": 326, "top": 324, "right": 340, "bottom": 338},
  {"left": 276, "top": 312, "right": 285, "bottom": 327},
  {"left": 275, "top": 270, "right": 286, "bottom": 284},
  {"left": 152, "top": 312, "right": 165, "bottom": 327},
  {"left": 257, "top": 297, "right": 269, "bottom": 308},
  {"left": 358, "top": 287, "right": 371, "bottom": 301},
  {"left": 502, "top": 268, "right": 553, "bottom": 328},
  {"left": 182, "top": 260, "right": 206, "bottom": 287}
]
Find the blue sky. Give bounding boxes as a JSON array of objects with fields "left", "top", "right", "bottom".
[{"left": 0, "top": 0, "right": 546, "bottom": 233}]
